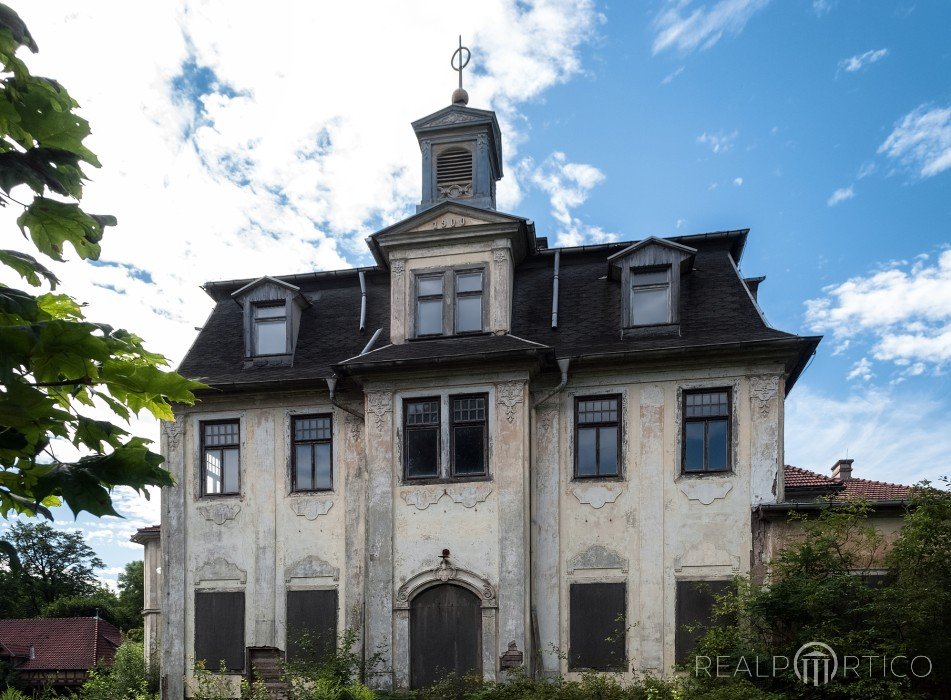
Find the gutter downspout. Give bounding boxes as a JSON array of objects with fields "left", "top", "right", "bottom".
[
  {"left": 360, "top": 328, "right": 382, "bottom": 356},
  {"left": 359, "top": 270, "right": 367, "bottom": 332},
  {"left": 325, "top": 376, "right": 364, "bottom": 421},
  {"left": 551, "top": 250, "right": 560, "bottom": 329},
  {"left": 532, "top": 358, "right": 570, "bottom": 408}
]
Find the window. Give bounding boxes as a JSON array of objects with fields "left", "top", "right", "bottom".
[
  {"left": 286, "top": 589, "right": 338, "bottom": 663},
  {"left": 201, "top": 421, "right": 240, "bottom": 496},
  {"left": 675, "top": 580, "right": 731, "bottom": 664},
  {"left": 454, "top": 271, "right": 483, "bottom": 333},
  {"left": 569, "top": 583, "right": 626, "bottom": 671},
  {"left": 292, "top": 415, "right": 332, "bottom": 492},
  {"left": 629, "top": 267, "right": 670, "bottom": 326},
  {"left": 252, "top": 302, "right": 287, "bottom": 355},
  {"left": 683, "top": 389, "right": 731, "bottom": 473},
  {"left": 404, "top": 398, "right": 440, "bottom": 479},
  {"left": 575, "top": 396, "right": 621, "bottom": 478},
  {"left": 450, "top": 394, "right": 487, "bottom": 476},
  {"left": 195, "top": 591, "right": 245, "bottom": 671},
  {"left": 414, "top": 269, "right": 485, "bottom": 337}
]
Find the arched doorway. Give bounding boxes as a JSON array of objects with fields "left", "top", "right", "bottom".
[{"left": 409, "top": 584, "right": 482, "bottom": 689}]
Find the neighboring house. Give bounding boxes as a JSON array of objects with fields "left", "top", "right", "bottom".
[
  {"left": 158, "top": 86, "right": 823, "bottom": 698},
  {"left": 0, "top": 617, "right": 121, "bottom": 691}
]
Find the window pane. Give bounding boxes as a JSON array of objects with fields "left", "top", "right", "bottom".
[
  {"left": 598, "top": 426, "right": 618, "bottom": 476},
  {"left": 632, "top": 269, "right": 668, "bottom": 286},
  {"left": 406, "top": 400, "right": 439, "bottom": 425},
  {"left": 204, "top": 422, "right": 238, "bottom": 446},
  {"left": 255, "top": 319, "right": 287, "bottom": 354},
  {"left": 418, "top": 276, "right": 443, "bottom": 296},
  {"left": 577, "top": 427, "right": 597, "bottom": 476},
  {"left": 453, "top": 425, "right": 485, "bottom": 475},
  {"left": 578, "top": 398, "right": 618, "bottom": 424},
  {"left": 254, "top": 304, "right": 285, "bottom": 319},
  {"left": 222, "top": 448, "right": 239, "bottom": 493},
  {"left": 456, "top": 271, "right": 483, "bottom": 293},
  {"left": 684, "top": 422, "right": 705, "bottom": 472},
  {"left": 686, "top": 392, "right": 729, "bottom": 418},
  {"left": 295, "top": 444, "right": 313, "bottom": 490},
  {"left": 706, "top": 419, "right": 728, "bottom": 471},
  {"left": 631, "top": 287, "right": 669, "bottom": 325},
  {"left": 405, "top": 428, "right": 439, "bottom": 478},
  {"left": 456, "top": 295, "right": 482, "bottom": 332},
  {"left": 416, "top": 299, "right": 442, "bottom": 335},
  {"left": 205, "top": 449, "right": 222, "bottom": 494},
  {"left": 453, "top": 396, "right": 485, "bottom": 422},
  {"left": 315, "top": 443, "right": 332, "bottom": 489}
]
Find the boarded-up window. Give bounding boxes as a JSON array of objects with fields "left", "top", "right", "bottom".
[
  {"left": 286, "top": 589, "right": 338, "bottom": 663},
  {"left": 569, "top": 583, "right": 626, "bottom": 671},
  {"left": 675, "top": 580, "right": 731, "bottom": 664},
  {"left": 195, "top": 591, "right": 245, "bottom": 671}
]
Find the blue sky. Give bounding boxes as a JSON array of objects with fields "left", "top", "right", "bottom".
[{"left": 6, "top": 0, "right": 950, "bottom": 585}]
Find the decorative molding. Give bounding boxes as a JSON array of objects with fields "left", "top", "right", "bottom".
[
  {"left": 284, "top": 554, "right": 339, "bottom": 583},
  {"left": 161, "top": 418, "right": 184, "bottom": 452},
  {"left": 395, "top": 558, "right": 496, "bottom": 608},
  {"left": 570, "top": 485, "right": 623, "bottom": 509},
  {"left": 477, "top": 133, "right": 488, "bottom": 156},
  {"left": 289, "top": 499, "right": 334, "bottom": 520},
  {"left": 496, "top": 381, "right": 524, "bottom": 424},
  {"left": 446, "top": 485, "right": 492, "bottom": 508},
  {"left": 674, "top": 540, "right": 740, "bottom": 574},
  {"left": 345, "top": 416, "right": 361, "bottom": 442},
  {"left": 437, "top": 183, "right": 473, "bottom": 200},
  {"left": 197, "top": 502, "right": 240, "bottom": 525},
  {"left": 567, "top": 544, "right": 629, "bottom": 575},
  {"left": 391, "top": 260, "right": 405, "bottom": 276},
  {"left": 679, "top": 480, "right": 733, "bottom": 505},
  {"left": 400, "top": 488, "right": 445, "bottom": 511},
  {"left": 493, "top": 249, "right": 507, "bottom": 265},
  {"left": 366, "top": 391, "right": 393, "bottom": 433},
  {"left": 196, "top": 557, "right": 246, "bottom": 584},
  {"left": 425, "top": 112, "right": 481, "bottom": 127},
  {"left": 750, "top": 376, "right": 780, "bottom": 417},
  {"left": 421, "top": 140, "right": 431, "bottom": 163}
]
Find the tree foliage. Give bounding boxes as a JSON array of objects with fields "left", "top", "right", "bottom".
[{"left": 0, "top": 4, "right": 204, "bottom": 519}]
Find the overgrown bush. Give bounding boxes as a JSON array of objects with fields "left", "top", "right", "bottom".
[{"left": 79, "top": 640, "right": 156, "bottom": 700}]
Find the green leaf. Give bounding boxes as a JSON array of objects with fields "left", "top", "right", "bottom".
[
  {"left": 0, "top": 248, "right": 59, "bottom": 287},
  {"left": 0, "top": 148, "right": 86, "bottom": 199},
  {"left": 16, "top": 196, "right": 115, "bottom": 261},
  {"left": 74, "top": 416, "right": 127, "bottom": 452},
  {"left": 0, "top": 5, "right": 38, "bottom": 52}
]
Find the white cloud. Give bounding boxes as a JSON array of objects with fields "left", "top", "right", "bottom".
[
  {"left": 676, "top": 218, "right": 687, "bottom": 229},
  {"left": 826, "top": 185, "right": 855, "bottom": 206},
  {"left": 786, "top": 384, "right": 950, "bottom": 486},
  {"left": 697, "top": 130, "right": 738, "bottom": 154},
  {"left": 847, "top": 357, "right": 874, "bottom": 382},
  {"left": 523, "top": 152, "right": 615, "bottom": 247},
  {"left": 805, "top": 250, "right": 951, "bottom": 368},
  {"left": 652, "top": 0, "right": 770, "bottom": 55},
  {"left": 812, "top": 0, "right": 835, "bottom": 17},
  {"left": 661, "top": 66, "right": 685, "bottom": 85},
  {"left": 879, "top": 104, "right": 951, "bottom": 178},
  {"left": 839, "top": 48, "right": 888, "bottom": 73},
  {"left": 732, "top": 176, "right": 743, "bottom": 186}
]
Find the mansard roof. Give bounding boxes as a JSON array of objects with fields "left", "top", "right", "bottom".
[{"left": 178, "top": 228, "right": 819, "bottom": 393}]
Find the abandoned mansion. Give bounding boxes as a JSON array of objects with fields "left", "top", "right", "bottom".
[{"left": 152, "top": 83, "right": 825, "bottom": 697}]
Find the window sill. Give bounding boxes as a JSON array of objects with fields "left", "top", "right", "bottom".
[
  {"left": 243, "top": 353, "right": 292, "bottom": 368},
  {"left": 408, "top": 331, "right": 491, "bottom": 342},
  {"left": 571, "top": 474, "right": 624, "bottom": 483},
  {"left": 199, "top": 492, "right": 241, "bottom": 499},
  {"left": 677, "top": 470, "right": 733, "bottom": 479},
  {"left": 289, "top": 489, "right": 335, "bottom": 495},
  {"left": 402, "top": 475, "right": 492, "bottom": 486}
]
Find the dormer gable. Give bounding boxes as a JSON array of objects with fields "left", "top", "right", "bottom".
[
  {"left": 607, "top": 237, "right": 697, "bottom": 332},
  {"left": 231, "top": 276, "right": 309, "bottom": 362}
]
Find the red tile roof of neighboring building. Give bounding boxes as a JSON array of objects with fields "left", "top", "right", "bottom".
[
  {"left": 0, "top": 617, "right": 121, "bottom": 671},
  {"left": 783, "top": 465, "right": 911, "bottom": 501}
]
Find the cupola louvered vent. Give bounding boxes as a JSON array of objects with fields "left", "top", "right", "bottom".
[{"left": 436, "top": 148, "right": 473, "bottom": 199}]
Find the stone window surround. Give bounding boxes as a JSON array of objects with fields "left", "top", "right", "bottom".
[
  {"left": 396, "top": 385, "right": 495, "bottom": 486},
  {"left": 409, "top": 264, "right": 489, "bottom": 339},
  {"left": 289, "top": 412, "right": 334, "bottom": 494},
  {"left": 189, "top": 585, "right": 247, "bottom": 677},
  {"left": 285, "top": 406, "right": 337, "bottom": 497},
  {"left": 675, "top": 379, "right": 740, "bottom": 479},
  {"left": 564, "top": 387, "right": 628, "bottom": 483},
  {"left": 193, "top": 411, "right": 245, "bottom": 501}
]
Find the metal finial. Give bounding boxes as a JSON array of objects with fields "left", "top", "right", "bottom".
[{"left": 451, "top": 35, "right": 471, "bottom": 105}]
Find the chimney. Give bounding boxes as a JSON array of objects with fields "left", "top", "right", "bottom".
[{"left": 831, "top": 458, "right": 854, "bottom": 482}]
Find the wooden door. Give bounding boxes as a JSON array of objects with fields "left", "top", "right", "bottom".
[{"left": 410, "top": 584, "right": 482, "bottom": 689}]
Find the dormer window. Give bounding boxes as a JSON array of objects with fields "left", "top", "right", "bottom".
[
  {"left": 630, "top": 267, "right": 671, "bottom": 326},
  {"left": 436, "top": 147, "right": 473, "bottom": 200},
  {"left": 253, "top": 303, "right": 287, "bottom": 355},
  {"left": 413, "top": 268, "right": 485, "bottom": 337}
]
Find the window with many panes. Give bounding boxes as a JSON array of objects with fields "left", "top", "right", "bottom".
[
  {"left": 252, "top": 302, "right": 287, "bottom": 355},
  {"left": 404, "top": 398, "right": 440, "bottom": 479},
  {"left": 292, "top": 415, "right": 332, "bottom": 492},
  {"left": 629, "top": 267, "right": 671, "bottom": 326},
  {"left": 450, "top": 394, "right": 487, "bottom": 477},
  {"left": 575, "top": 396, "right": 621, "bottom": 478},
  {"left": 413, "top": 269, "right": 484, "bottom": 337},
  {"left": 201, "top": 420, "right": 240, "bottom": 496},
  {"left": 682, "top": 389, "right": 731, "bottom": 473}
]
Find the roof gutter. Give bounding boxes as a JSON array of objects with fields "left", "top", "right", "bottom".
[
  {"left": 359, "top": 271, "right": 367, "bottom": 332},
  {"left": 755, "top": 499, "right": 911, "bottom": 519},
  {"left": 533, "top": 358, "right": 570, "bottom": 408},
  {"left": 325, "top": 376, "right": 364, "bottom": 421}
]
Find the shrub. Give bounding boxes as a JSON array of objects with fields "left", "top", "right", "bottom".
[{"left": 79, "top": 640, "right": 155, "bottom": 700}]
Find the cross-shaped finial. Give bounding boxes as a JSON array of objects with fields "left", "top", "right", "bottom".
[{"left": 451, "top": 36, "right": 471, "bottom": 105}]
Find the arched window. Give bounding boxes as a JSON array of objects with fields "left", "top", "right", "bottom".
[{"left": 436, "top": 147, "right": 473, "bottom": 199}]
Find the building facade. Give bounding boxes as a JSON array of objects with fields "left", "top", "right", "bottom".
[{"left": 159, "top": 91, "right": 820, "bottom": 698}]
